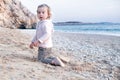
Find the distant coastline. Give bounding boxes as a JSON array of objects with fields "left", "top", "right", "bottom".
[{"left": 53, "top": 21, "right": 120, "bottom": 26}]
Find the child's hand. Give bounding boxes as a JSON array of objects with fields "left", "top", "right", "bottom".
[
  {"left": 29, "top": 42, "right": 34, "bottom": 49},
  {"left": 34, "top": 40, "right": 40, "bottom": 47}
]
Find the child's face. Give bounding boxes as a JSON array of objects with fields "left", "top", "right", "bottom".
[{"left": 37, "top": 7, "right": 49, "bottom": 21}]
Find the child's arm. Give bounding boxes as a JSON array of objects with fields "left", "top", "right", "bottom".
[
  {"left": 32, "top": 34, "right": 37, "bottom": 42},
  {"left": 32, "top": 22, "right": 39, "bottom": 43}
]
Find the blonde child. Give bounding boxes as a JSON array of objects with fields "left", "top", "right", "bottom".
[{"left": 29, "top": 4, "right": 65, "bottom": 67}]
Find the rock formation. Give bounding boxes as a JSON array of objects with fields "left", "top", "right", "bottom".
[{"left": 0, "top": 0, "right": 37, "bottom": 29}]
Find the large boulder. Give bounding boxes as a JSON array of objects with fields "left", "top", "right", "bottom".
[{"left": 0, "top": 0, "right": 37, "bottom": 29}]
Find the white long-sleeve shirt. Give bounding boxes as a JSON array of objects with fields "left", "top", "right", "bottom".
[{"left": 32, "top": 20, "right": 54, "bottom": 48}]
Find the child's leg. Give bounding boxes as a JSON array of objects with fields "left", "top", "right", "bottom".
[
  {"left": 38, "top": 47, "right": 65, "bottom": 67},
  {"left": 38, "top": 47, "right": 53, "bottom": 64},
  {"left": 41, "top": 57, "right": 54, "bottom": 64}
]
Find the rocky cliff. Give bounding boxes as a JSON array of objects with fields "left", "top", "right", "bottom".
[{"left": 0, "top": 0, "right": 37, "bottom": 29}]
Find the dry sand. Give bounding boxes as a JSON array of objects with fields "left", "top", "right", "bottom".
[{"left": 0, "top": 27, "right": 120, "bottom": 80}]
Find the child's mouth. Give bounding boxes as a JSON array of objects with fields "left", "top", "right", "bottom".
[{"left": 40, "top": 17, "right": 43, "bottom": 19}]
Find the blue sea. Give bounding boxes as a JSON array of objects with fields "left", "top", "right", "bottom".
[{"left": 54, "top": 24, "right": 120, "bottom": 36}]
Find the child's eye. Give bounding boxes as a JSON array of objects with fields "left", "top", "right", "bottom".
[
  {"left": 37, "top": 11, "right": 40, "bottom": 14},
  {"left": 37, "top": 11, "right": 41, "bottom": 14},
  {"left": 37, "top": 11, "right": 45, "bottom": 14}
]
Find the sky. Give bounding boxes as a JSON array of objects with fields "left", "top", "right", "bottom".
[{"left": 19, "top": 0, "right": 120, "bottom": 23}]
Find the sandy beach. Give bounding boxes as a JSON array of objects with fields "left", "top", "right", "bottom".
[{"left": 0, "top": 27, "right": 120, "bottom": 80}]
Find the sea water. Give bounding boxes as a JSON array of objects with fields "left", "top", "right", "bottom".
[
  {"left": 21, "top": 24, "right": 120, "bottom": 36},
  {"left": 54, "top": 24, "right": 120, "bottom": 36}
]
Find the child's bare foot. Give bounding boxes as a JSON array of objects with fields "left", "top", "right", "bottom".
[
  {"left": 52, "top": 57, "right": 65, "bottom": 67},
  {"left": 58, "top": 56, "right": 70, "bottom": 63}
]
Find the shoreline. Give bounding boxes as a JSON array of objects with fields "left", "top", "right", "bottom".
[
  {"left": 55, "top": 30, "right": 120, "bottom": 37},
  {"left": 20, "top": 29, "right": 120, "bottom": 37}
]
